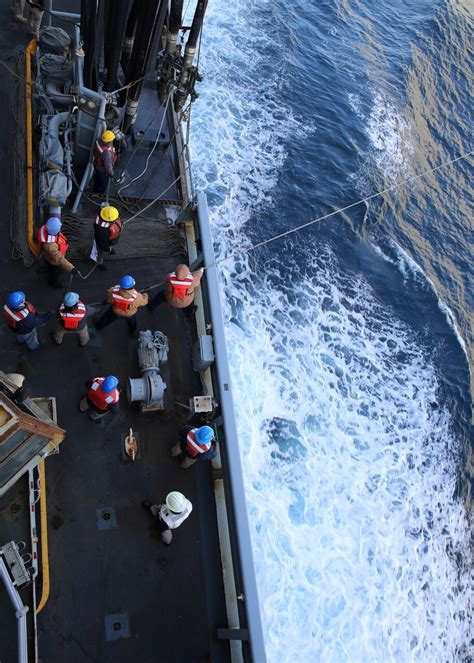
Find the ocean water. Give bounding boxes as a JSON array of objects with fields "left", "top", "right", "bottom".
[{"left": 189, "top": 0, "right": 473, "bottom": 661}]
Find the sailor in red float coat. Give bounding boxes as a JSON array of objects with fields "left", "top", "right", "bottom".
[{"left": 79, "top": 377, "right": 120, "bottom": 422}]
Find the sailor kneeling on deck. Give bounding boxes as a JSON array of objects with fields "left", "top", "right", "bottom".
[
  {"left": 37, "top": 217, "right": 77, "bottom": 288},
  {"left": 79, "top": 375, "right": 120, "bottom": 422},
  {"left": 143, "top": 492, "right": 192, "bottom": 545},
  {"left": 3, "top": 291, "right": 52, "bottom": 350},
  {"left": 95, "top": 275, "right": 148, "bottom": 336},
  {"left": 171, "top": 425, "right": 216, "bottom": 468},
  {"left": 52, "top": 292, "right": 90, "bottom": 346}
]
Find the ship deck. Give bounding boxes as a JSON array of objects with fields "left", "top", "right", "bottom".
[{"left": 0, "top": 2, "right": 230, "bottom": 661}]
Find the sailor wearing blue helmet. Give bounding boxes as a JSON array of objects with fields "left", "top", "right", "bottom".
[
  {"left": 94, "top": 275, "right": 148, "bottom": 336},
  {"left": 170, "top": 424, "right": 217, "bottom": 468}
]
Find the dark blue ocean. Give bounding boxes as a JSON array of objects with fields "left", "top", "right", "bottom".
[{"left": 190, "top": 1, "right": 473, "bottom": 660}]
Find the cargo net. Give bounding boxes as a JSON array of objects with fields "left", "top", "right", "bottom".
[
  {"left": 62, "top": 198, "right": 186, "bottom": 262},
  {"left": 10, "top": 50, "right": 34, "bottom": 267}
]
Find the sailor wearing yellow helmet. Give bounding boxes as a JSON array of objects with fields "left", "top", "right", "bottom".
[
  {"left": 92, "top": 129, "right": 117, "bottom": 193},
  {"left": 92, "top": 205, "right": 123, "bottom": 269}
]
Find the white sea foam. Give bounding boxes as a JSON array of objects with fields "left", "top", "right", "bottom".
[
  {"left": 190, "top": 2, "right": 472, "bottom": 661},
  {"left": 376, "top": 239, "right": 469, "bottom": 358}
]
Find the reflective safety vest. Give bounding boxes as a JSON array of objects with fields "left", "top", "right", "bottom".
[
  {"left": 94, "top": 215, "right": 122, "bottom": 241},
  {"left": 87, "top": 377, "right": 120, "bottom": 411},
  {"left": 167, "top": 271, "right": 193, "bottom": 298},
  {"left": 111, "top": 285, "right": 138, "bottom": 312},
  {"left": 185, "top": 428, "right": 212, "bottom": 458},
  {"left": 37, "top": 225, "right": 69, "bottom": 256},
  {"left": 59, "top": 302, "right": 86, "bottom": 330},
  {"left": 93, "top": 141, "right": 117, "bottom": 170},
  {"left": 3, "top": 302, "right": 36, "bottom": 329}
]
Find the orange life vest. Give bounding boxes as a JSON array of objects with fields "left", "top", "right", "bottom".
[
  {"left": 111, "top": 285, "right": 138, "bottom": 312},
  {"left": 37, "top": 225, "right": 69, "bottom": 256},
  {"left": 59, "top": 302, "right": 86, "bottom": 330},
  {"left": 3, "top": 302, "right": 36, "bottom": 329},
  {"left": 167, "top": 271, "right": 194, "bottom": 299},
  {"left": 93, "top": 141, "right": 117, "bottom": 170},
  {"left": 87, "top": 377, "right": 120, "bottom": 411},
  {"left": 94, "top": 214, "right": 122, "bottom": 241},
  {"left": 185, "top": 429, "right": 212, "bottom": 458}
]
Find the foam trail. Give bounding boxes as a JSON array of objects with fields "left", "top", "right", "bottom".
[
  {"left": 375, "top": 239, "right": 469, "bottom": 359},
  {"left": 190, "top": 1, "right": 472, "bottom": 661}
]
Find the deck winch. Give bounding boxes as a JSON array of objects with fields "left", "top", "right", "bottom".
[{"left": 127, "top": 330, "right": 168, "bottom": 412}]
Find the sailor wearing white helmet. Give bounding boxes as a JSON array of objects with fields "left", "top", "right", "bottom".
[{"left": 142, "top": 492, "right": 193, "bottom": 544}]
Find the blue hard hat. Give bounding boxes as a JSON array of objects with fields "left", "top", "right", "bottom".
[
  {"left": 119, "top": 275, "right": 135, "bottom": 290},
  {"left": 195, "top": 425, "right": 214, "bottom": 445},
  {"left": 102, "top": 376, "right": 118, "bottom": 393},
  {"left": 7, "top": 291, "right": 26, "bottom": 310},
  {"left": 63, "top": 291, "right": 80, "bottom": 307},
  {"left": 46, "top": 217, "right": 62, "bottom": 235}
]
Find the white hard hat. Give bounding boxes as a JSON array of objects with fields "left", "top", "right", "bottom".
[
  {"left": 166, "top": 491, "right": 187, "bottom": 514},
  {"left": 6, "top": 373, "right": 25, "bottom": 389}
]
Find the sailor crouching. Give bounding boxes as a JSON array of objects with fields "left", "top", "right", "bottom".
[
  {"left": 79, "top": 375, "right": 120, "bottom": 422},
  {"left": 3, "top": 291, "right": 52, "bottom": 350},
  {"left": 52, "top": 292, "right": 90, "bottom": 346},
  {"left": 37, "top": 217, "right": 77, "bottom": 288},
  {"left": 142, "top": 492, "right": 192, "bottom": 545},
  {"left": 170, "top": 425, "right": 216, "bottom": 469}
]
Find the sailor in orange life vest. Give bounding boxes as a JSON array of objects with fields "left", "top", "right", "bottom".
[
  {"left": 170, "top": 425, "right": 217, "bottom": 469},
  {"left": 51, "top": 292, "right": 90, "bottom": 346},
  {"left": 95, "top": 275, "right": 148, "bottom": 336},
  {"left": 147, "top": 263, "right": 204, "bottom": 316},
  {"left": 92, "top": 205, "right": 122, "bottom": 269},
  {"left": 79, "top": 375, "right": 120, "bottom": 422},
  {"left": 37, "top": 217, "right": 77, "bottom": 287},
  {"left": 93, "top": 130, "right": 117, "bottom": 194},
  {"left": 3, "top": 291, "right": 52, "bottom": 350}
]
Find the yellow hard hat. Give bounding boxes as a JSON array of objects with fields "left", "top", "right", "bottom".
[
  {"left": 101, "top": 130, "right": 115, "bottom": 143},
  {"left": 100, "top": 206, "right": 119, "bottom": 222}
]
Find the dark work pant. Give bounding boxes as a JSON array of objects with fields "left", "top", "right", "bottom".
[
  {"left": 96, "top": 306, "right": 137, "bottom": 332},
  {"left": 93, "top": 169, "right": 109, "bottom": 194},
  {"left": 47, "top": 262, "right": 63, "bottom": 287},
  {"left": 148, "top": 290, "right": 194, "bottom": 317}
]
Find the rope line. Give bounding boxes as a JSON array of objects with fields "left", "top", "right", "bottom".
[{"left": 213, "top": 150, "right": 474, "bottom": 267}]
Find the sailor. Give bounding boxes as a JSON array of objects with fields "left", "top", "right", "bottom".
[
  {"left": 79, "top": 375, "right": 120, "bottom": 422},
  {"left": 93, "top": 130, "right": 117, "bottom": 194},
  {"left": 37, "top": 217, "right": 76, "bottom": 288},
  {"left": 147, "top": 263, "right": 204, "bottom": 317},
  {"left": 3, "top": 291, "right": 52, "bottom": 351},
  {"left": 95, "top": 275, "right": 148, "bottom": 336},
  {"left": 142, "top": 492, "right": 193, "bottom": 545},
  {"left": 52, "top": 292, "right": 90, "bottom": 346},
  {"left": 170, "top": 425, "right": 216, "bottom": 469},
  {"left": 92, "top": 205, "right": 122, "bottom": 269}
]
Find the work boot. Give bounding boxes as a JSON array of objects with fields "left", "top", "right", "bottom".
[
  {"left": 79, "top": 396, "right": 89, "bottom": 412},
  {"left": 51, "top": 332, "right": 62, "bottom": 345},
  {"left": 108, "top": 248, "right": 116, "bottom": 255},
  {"left": 13, "top": 14, "right": 28, "bottom": 23},
  {"left": 161, "top": 530, "right": 172, "bottom": 545}
]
